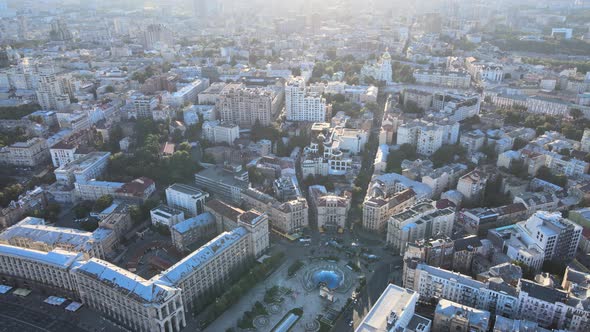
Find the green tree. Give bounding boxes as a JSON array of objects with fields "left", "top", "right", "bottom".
[{"left": 94, "top": 195, "right": 114, "bottom": 212}]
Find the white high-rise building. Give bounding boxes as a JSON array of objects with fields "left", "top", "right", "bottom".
[
  {"left": 36, "top": 71, "right": 70, "bottom": 111},
  {"left": 285, "top": 76, "right": 327, "bottom": 122},
  {"left": 396, "top": 118, "right": 460, "bottom": 156},
  {"left": 165, "top": 184, "right": 209, "bottom": 218},
  {"left": 581, "top": 129, "right": 590, "bottom": 153}
]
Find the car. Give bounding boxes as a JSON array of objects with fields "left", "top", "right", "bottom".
[{"left": 349, "top": 320, "right": 354, "bottom": 327}]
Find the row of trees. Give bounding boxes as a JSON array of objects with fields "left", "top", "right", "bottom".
[
  {"left": 199, "top": 252, "right": 285, "bottom": 326},
  {"left": 0, "top": 103, "right": 40, "bottom": 120}
]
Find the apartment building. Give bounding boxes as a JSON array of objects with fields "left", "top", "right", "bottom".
[
  {"left": 216, "top": 83, "right": 274, "bottom": 127},
  {"left": 403, "top": 262, "right": 519, "bottom": 319},
  {"left": 271, "top": 198, "right": 309, "bottom": 234},
  {"left": 413, "top": 70, "right": 471, "bottom": 89},
  {"left": 403, "top": 237, "right": 455, "bottom": 273},
  {"left": 54, "top": 151, "right": 111, "bottom": 187},
  {"left": 204, "top": 199, "right": 244, "bottom": 232},
  {"left": 213, "top": 122, "right": 240, "bottom": 145},
  {"left": 421, "top": 164, "right": 468, "bottom": 198},
  {"left": 197, "top": 82, "right": 227, "bottom": 105},
  {"left": 433, "top": 299, "right": 490, "bottom": 332},
  {"left": 581, "top": 129, "right": 590, "bottom": 153},
  {"left": 460, "top": 130, "right": 486, "bottom": 155},
  {"left": 432, "top": 92, "right": 481, "bottom": 122},
  {"left": 387, "top": 200, "right": 455, "bottom": 255},
  {"left": 362, "top": 188, "right": 417, "bottom": 232},
  {"left": 403, "top": 89, "right": 433, "bottom": 111},
  {"left": 465, "top": 58, "right": 503, "bottom": 82},
  {"left": 396, "top": 118, "right": 459, "bottom": 156},
  {"left": 543, "top": 151, "right": 589, "bottom": 177},
  {"left": 0, "top": 137, "right": 50, "bottom": 167},
  {"left": 241, "top": 187, "right": 309, "bottom": 234},
  {"left": 516, "top": 279, "right": 578, "bottom": 330},
  {"left": 526, "top": 96, "right": 570, "bottom": 117},
  {"left": 488, "top": 211, "right": 582, "bottom": 271},
  {"left": 97, "top": 204, "right": 133, "bottom": 240},
  {"left": 163, "top": 79, "right": 209, "bottom": 107},
  {"left": 50, "top": 141, "right": 78, "bottom": 168},
  {"left": 127, "top": 91, "right": 158, "bottom": 119},
  {"left": 457, "top": 169, "right": 488, "bottom": 205},
  {"left": 74, "top": 180, "right": 124, "bottom": 201},
  {"left": 456, "top": 203, "right": 527, "bottom": 236},
  {"left": 0, "top": 187, "right": 47, "bottom": 228},
  {"left": 236, "top": 210, "right": 270, "bottom": 258},
  {"left": 368, "top": 173, "right": 433, "bottom": 201},
  {"left": 285, "top": 76, "right": 327, "bottom": 122},
  {"left": 165, "top": 183, "right": 209, "bottom": 218},
  {"left": 36, "top": 71, "right": 71, "bottom": 111}
]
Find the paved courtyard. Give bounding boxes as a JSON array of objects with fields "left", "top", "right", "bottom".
[{"left": 204, "top": 255, "right": 361, "bottom": 332}]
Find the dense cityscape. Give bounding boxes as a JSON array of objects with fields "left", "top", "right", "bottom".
[{"left": 1, "top": 0, "right": 590, "bottom": 331}]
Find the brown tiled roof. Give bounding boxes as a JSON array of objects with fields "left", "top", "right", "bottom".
[{"left": 116, "top": 177, "right": 155, "bottom": 197}]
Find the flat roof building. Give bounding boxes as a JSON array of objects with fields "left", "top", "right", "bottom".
[{"left": 356, "top": 284, "right": 431, "bottom": 332}]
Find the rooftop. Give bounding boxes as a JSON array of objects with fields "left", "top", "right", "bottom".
[
  {"left": 166, "top": 183, "right": 207, "bottom": 197},
  {"left": 0, "top": 244, "right": 83, "bottom": 269},
  {"left": 355, "top": 284, "right": 420, "bottom": 332},
  {"left": 205, "top": 199, "right": 244, "bottom": 221},
  {"left": 171, "top": 212, "right": 215, "bottom": 234},
  {"left": 75, "top": 258, "right": 177, "bottom": 304},
  {"left": 0, "top": 217, "right": 113, "bottom": 253},
  {"left": 156, "top": 227, "right": 249, "bottom": 285},
  {"left": 55, "top": 151, "right": 110, "bottom": 174}
]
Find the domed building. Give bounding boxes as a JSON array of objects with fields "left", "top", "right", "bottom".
[{"left": 361, "top": 50, "right": 393, "bottom": 84}]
